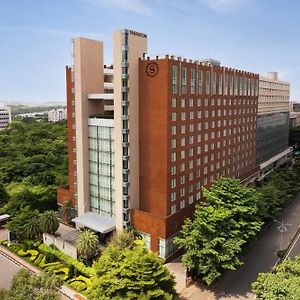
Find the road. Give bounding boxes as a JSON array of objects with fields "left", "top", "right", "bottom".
[
  {"left": 0, "top": 253, "right": 20, "bottom": 289},
  {"left": 179, "top": 192, "right": 300, "bottom": 300}
]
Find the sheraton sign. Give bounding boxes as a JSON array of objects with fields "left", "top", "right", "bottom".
[{"left": 129, "top": 30, "right": 147, "bottom": 38}]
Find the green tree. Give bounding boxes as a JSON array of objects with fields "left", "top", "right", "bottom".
[
  {"left": 5, "top": 208, "right": 41, "bottom": 240},
  {"left": 174, "top": 177, "right": 263, "bottom": 285},
  {"left": 40, "top": 210, "right": 59, "bottom": 235},
  {"left": 0, "top": 183, "right": 9, "bottom": 206},
  {"left": 252, "top": 255, "right": 300, "bottom": 299},
  {"left": 76, "top": 229, "right": 100, "bottom": 263},
  {"left": 87, "top": 232, "right": 176, "bottom": 300},
  {"left": 0, "top": 268, "right": 62, "bottom": 300}
]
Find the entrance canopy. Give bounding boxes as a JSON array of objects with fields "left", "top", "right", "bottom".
[
  {"left": 0, "top": 214, "right": 10, "bottom": 222},
  {"left": 72, "top": 212, "right": 115, "bottom": 234}
]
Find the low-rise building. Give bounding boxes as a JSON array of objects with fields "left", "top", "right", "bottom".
[
  {"left": 48, "top": 108, "right": 67, "bottom": 122},
  {"left": 0, "top": 103, "right": 11, "bottom": 130}
]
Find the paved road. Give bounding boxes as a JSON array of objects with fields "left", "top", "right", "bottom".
[
  {"left": 0, "top": 253, "right": 20, "bottom": 289},
  {"left": 179, "top": 192, "right": 300, "bottom": 300}
]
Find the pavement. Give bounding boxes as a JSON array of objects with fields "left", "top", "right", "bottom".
[
  {"left": 167, "top": 192, "right": 300, "bottom": 300},
  {"left": 0, "top": 252, "right": 20, "bottom": 289}
]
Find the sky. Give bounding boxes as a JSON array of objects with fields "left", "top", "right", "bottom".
[{"left": 0, "top": 0, "right": 300, "bottom": 103}]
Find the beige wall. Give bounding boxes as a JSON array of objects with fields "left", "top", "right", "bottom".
[
  {"left": 113, "top": 29, "right": 147, "bottom": 230},
  {"left": 73, "top": 38, "right": 104, "bottom": 217},
  {"left": 258, "top": 72, "right": 290, "bottom": 115}
]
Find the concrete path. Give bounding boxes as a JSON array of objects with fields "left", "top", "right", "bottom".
[{"left": 169, "top": 193, "right": 300, "bottom": 300}]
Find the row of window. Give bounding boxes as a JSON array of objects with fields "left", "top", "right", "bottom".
[
  {"left": 171, "top": 97, "right": 257, "bottom": 108},
  {"left": 172, "top": 66, "right": 259, "bottom": 97}
]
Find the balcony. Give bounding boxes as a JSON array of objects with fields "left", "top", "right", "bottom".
[
  {"left": 122, "top": 100, "right": 129, "bottom": 106},
  {"left": 121, "top": 87, "right": 129, "bottom": 92},
  {"left": 88, "top": 93, "right": 114, "bottom": 100},
  {"left": 122, "top": 115, "right": 129, "bottom": 121},
  {"left": 122, "top": 155, "right": 129, "bottom": 161},
  {"left": 104, "top": 68, "right": 114, "bottom": 75},
  {"left": 122, "top": 181, "right": 129, "bottom": 188},
  {"left": 122, "top": 142, "right": 129, "bottom": 147},
  {"left": 121, "top": 62, "right": 129, "bottom": 68}
]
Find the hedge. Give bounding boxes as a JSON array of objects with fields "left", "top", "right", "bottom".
[
  {"left": 69, "top": 275, "right": 92, "bottom": 286},
  {"left": 34, "top": 254, "right": 44, "bottom": 266},
  {"left": 38, "top": 244, "right": 95, "bottom": 277}
]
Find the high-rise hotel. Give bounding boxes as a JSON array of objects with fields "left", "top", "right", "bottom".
[{"left": 57, "top": 29, "right": 260, "bottom": 258}]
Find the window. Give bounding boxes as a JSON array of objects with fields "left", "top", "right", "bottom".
[
  {"left": 181, "top": 125, "right": 186, "bottom": 134},
  {"left": 197, "top": 98, "right": 201, "bottom": 106},
  {"left": 191, "top": 69, "right": 195, "bottom": 94},
  {"left": 180, "top": 163, "right": 185, "bottom": 172},
  {"left": 139, "top": 232, "right": 151, "bottom": 250},
  {"left": 219, "top": 73, "right": 223, "bottom": 95},
  {"left": 181, "top": 98, "right": 185, "bottom": 108},
  {"left": 171, "top": 165, "right": 176, "bottom": 175},
  {"left": 171, "top": 152, "right": 176, "bottom": 161},
  {"left": 171, "top": 139, "right": 176, "bottom": 148},
  {"left": 171, "top": 112, "right": 176, "bottom": 121},
  {"left": 189, "top": 123, "right": 194, "bottom": 132},
  {"left": 171, "top": 98, "right": 176, "bottom": 107},
  {"left": 170, "top": 192, "right": 176, "bottom": 201},
  {"left": 205, "top": 71, "right": 210, "bottom": 95},
  {"left": 180, "top": 200, "right": 185, "bottom": 209},
  {"left": 181, "top": 137, "right": 185, "bottom": 146},
  {"left": 172, "top": 66, "right": 178, "bottom": 94},
  {"left": 171, "top": 126, "right": 176, "bottom": 135},
  {"left": 198, "top": 71, "right": 203, "bottom": 94},
  {"left": 180, "top": 188, "right": 185, "bottom": 197},
  {"left": 181, "top": 112, "right": 186, "bottom": 121},
  {"left": 224, "top": 73, "right": 228, "bottom": 95},
  {"left": 182, "top": 67, "right": 187, "bottom": 94},
  {"left": 171, "top": 205, "right": 176, "bottom": 214},
  {"left": 188, "top": 195, "right": 194, "bottom": 204},
  {"left": 181, "top": 150, "right": 185, "bottom": 159},
  {"left": 171, "top": 178, "right": 176, "bottom": 188},
  {"left": 212, "top": 72, "right": 216, "bottom": 95},
  {"left": 190, "top": 111, "right": 194, "bottom": 120},
  {"left": 189, "top": 98, "right": 193, "bottom": 107}
]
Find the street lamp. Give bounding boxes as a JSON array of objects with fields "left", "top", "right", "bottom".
[{"left": 274, "top": 220, "right": 291, "bottom": 250}]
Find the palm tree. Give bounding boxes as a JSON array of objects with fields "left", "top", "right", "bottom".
[
  {"left": 22, "top": 217, "right": 42, "bottom": 240},
  {"left": 76, "top": 229, "right": 99, "bottom": 263},
  {"left": 40, "top": 210, "right": 60, "bottom": 235}
]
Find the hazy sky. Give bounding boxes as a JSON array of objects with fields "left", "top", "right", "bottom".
[{"left": 0, "top": 0, "right": 300, "bottom": 103}]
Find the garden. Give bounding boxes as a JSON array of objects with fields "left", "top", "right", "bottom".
[{"left": 0, "top": 239, "right": 94, "bottom": 293}]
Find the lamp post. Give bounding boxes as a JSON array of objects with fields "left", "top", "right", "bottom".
[{"left": 274, "top": 220, "right": 291, "bottom": 250}]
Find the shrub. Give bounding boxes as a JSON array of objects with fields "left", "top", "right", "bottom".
[
  {"left": 33, "top": 241, "right": 41, "bottom": 248},
  {"left": 0, "top": 240, "right": 8, "bottom": 245},
  {"left": 34, "top": 254, "right": 44, "bottom": 266},
  {"left": 39, "top": 256, "right": 46, "bottom": 268},
  {"left": 44, "top": 263, "right": 64, "bottom": 272},
  {"left": 54, "top": 268, "right": 69, "bottom": 281},
  {"left": 70, "top": 281, "right": 87, "bottom": 292},
  {"left": 38, "top": 244, "right": 95, "bottom": 277},
  {"left": 22, "top": 244, "right": 28, "bottom": 252},
  {"left": 17, "top": 249, "right": 28, "bottom": 257}
]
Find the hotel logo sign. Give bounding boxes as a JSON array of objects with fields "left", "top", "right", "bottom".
[{"left": 146, "top": 62, "right": 159, "bottom": 77}]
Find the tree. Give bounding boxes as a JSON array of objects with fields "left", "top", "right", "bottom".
[
  {"left": 5, "top": 208, "right": 41, "bottom": 241},
  {"left": 252, "top": 255, "right": 300, "bottom": 299},
  {"left": 40, "top": 210, "right": 59, "bottom": 235},
  {"left": 76, "top": 229, "right": 99, "bottom": 263},
  {"left": 0, "top": 183, "right": 9, "bottom": 207},
  {"left": 0, "top": 268, "right": 62, "bottom": 300},
  {"left": 174, "top": 177, "right": 263, "bottom": 285},
  {"left": 87, "top": 232, "right": 176, "bottom": 300}
]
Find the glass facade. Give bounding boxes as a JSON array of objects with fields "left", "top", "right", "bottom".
[
  {"left": 88, "top": 119, "right": 115, "bottom": 217},
  {"left": 256, "top": 112, "right": 289, "bottom": 164}
]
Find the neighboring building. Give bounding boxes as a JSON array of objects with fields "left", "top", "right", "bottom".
[
  {"left": 289, "top": 101, "right": 300, "bottom": 128},
  {"left": 58, "top": 29, "right": 260, "bottom": 259},
  {"left": 0, "top": 103, "right": 11, "bottom": 130},
  {"left": 48, "top": 108, "right": 67, "bottom": 122},
  {"left": 256, "top": 72, "right": 292, "bottom": 181},
  {"left": 293, "top": 102, "right": 300, "bottom": 112}
]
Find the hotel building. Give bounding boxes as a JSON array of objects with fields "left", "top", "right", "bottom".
[
  {"left": 57, "top": 29, "right": 260, "bottom": 258},
  {"left": 256, "top": 72, "right": 292, "bottom": 181}
]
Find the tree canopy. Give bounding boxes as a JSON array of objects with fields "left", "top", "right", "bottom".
[
  {"left": 87, "top": 231, "right": 176, "bottom": 300},
  {"left": 0, "top": 268, "right": 62, "bottom": 300},
  {"left": 252, "top": 255, "right": 300, "bottom": 299},
  {"left": 174, "top": 177, "right": 263, "bottom": 285},
  {"left": 0, "top": 119, "right": 68, "bottom": 215}
]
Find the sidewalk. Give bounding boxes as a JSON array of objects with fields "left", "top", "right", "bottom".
[
  {"left": 166, "top": 192, "right": 300, "bottom": 300},
  {"left": 0, "top": 244, "right": 86, "bottom": 300}
]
